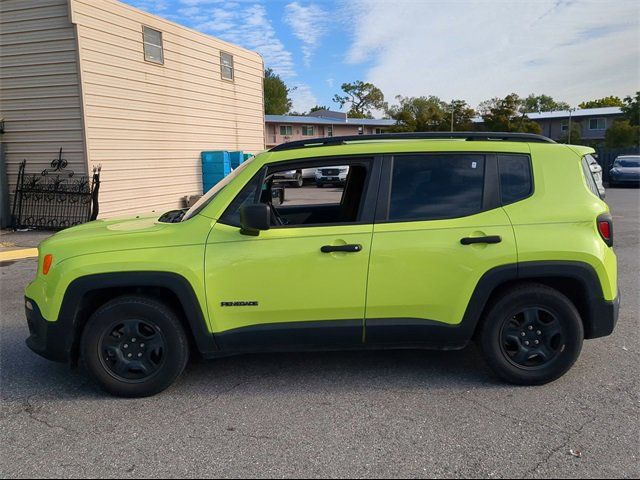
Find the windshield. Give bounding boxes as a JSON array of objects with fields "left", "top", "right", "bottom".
[
  {"left": 614, "top": 157, "right": 640, "bottom": 168},
  {"left": 182, "top": 156, "right": 256, "bottom": 221}
]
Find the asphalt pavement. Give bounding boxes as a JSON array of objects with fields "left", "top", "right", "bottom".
[{"left": 0, "top": 187, "right": 638, "bottom": 478}]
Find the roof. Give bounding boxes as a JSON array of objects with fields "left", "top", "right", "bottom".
[
  {"left": 265, "top": 114, "right": 396, "bottom": 127},
  {"left": 526, "top": 107, "right": 623, "bottom": 120}
]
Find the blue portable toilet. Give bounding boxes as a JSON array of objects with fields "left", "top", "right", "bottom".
[
  {"left": 229, "top": 151, "right": 244, "bottom": 169},
  {"left": 243, "top": 153, "right": 254, "bottom": 162},
  {"left": 201, "top": 151, "right": 231, "bottom": 192}
]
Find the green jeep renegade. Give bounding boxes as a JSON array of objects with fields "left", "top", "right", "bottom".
[{"left": 25, "top": 132, "right": 619, "bottom": 397}]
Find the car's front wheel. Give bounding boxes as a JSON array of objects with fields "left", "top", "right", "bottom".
[
  {"left": 81, "top": 295, "right": 189, "bottom": 397},
  {"left": 478, "top": 283, "right": 584, "bottom": 385}
]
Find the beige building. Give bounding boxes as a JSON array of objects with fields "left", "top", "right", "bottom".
[
  {"left": 0, "top": 0, "right": 265, "bottom": 220},
  {"left": 265, "top": 110, "right": 396, "bottom": 148}
]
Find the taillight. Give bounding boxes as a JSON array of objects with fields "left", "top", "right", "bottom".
[
  {"left": 42, "top": 254, "right": 53, "bottom": 275},
  {"left": 597, "top": 214, "right": 613, "bottom": 247}
]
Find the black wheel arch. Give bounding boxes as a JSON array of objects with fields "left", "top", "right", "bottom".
[
  {"left": 57, "top": 272, "right": 218, "bottom": 365},
  {"left": 466, "top": 261, "right": 617, "bottom": 342}
]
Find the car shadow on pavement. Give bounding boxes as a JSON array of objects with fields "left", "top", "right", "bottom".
[{"left": 3, "top": 338, "right": 505, "bottom": 402}]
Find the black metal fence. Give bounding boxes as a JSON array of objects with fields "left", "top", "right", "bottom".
[{"left": 12, "top": 149, "right": 101, "bottom": 230}]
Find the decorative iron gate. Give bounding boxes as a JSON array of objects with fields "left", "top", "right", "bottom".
[{"left": 12, "top": 149, "right": 101, "bottom": 230}]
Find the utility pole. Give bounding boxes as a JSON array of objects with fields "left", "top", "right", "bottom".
[
  {"left": 567, "top": 108, "right": 575, "bottom": 144},
  {"left": 450, "top": 100, "right": 455, "bottom": 132}
]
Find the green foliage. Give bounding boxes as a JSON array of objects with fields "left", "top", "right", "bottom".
[
  {"left": 448, "top": 100, "right": 477, "bottom": 131},
  {"left": 263, "top": 68, "right": 293, "bottom": 115},
  {"left": 605, "top": 120, "right": 640, "bottom": 148},
  {"left": 308, "top": 105, "right": 330, "bottom": 113},
  {"left": 478, "top": 94, "right": 541, "bottom": 133},
  {"left": 385, "top": 96, "right": 477, "bottom": 132},
  {"left": 621, "top": 92, "right": 639, "bottom": 126},
  {"left": 578, "top": 96, "right": 624, "bottom": 109},
  {"left": 386, "top": 96, "right": 447, "bottom": 132},
  {"left": 332, "top": 81, "right": 386, "bottom": 119},
  {"left": 558, "top": 123, "right": 583, "bottom": 145},
  {"left": 523, "top": 94, "right": 570, "bottom": 113}
]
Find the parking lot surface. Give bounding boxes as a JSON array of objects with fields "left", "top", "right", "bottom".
[{"left": 1, "top": 188, "right": 638, "bottom": 479}]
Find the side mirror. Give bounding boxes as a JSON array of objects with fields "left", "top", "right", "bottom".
[{"left": 240, "top": 204, "right": 270, "bottom": 236}]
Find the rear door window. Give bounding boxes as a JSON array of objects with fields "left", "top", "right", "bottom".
[{"left": 389, "top": 154, "right": 485, "bottom": 221}]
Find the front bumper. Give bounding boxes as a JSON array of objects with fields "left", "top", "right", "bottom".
[{"left": 25, "top": 297, "right": 71, "bottom": 363}]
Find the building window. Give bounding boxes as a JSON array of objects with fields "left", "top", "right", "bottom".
[
  {"left": 143, "top": 26, "right": 164, "bottom": 64},
  {"left": 358, "top": 126, "right": 364, "bottom": 135},
  {"left": 301, "top": 126, "right": 314, "bottom": 136},
  {"left": 374, "top": 128, "right": 384, "bottom": 134},
  {"left": 220, "top": 52, "right": 234, "bottom": 80},
  {"left": 589, "top": 118, "right": 606, "bottom": 130},
  {"left": 560, "top": 121, "right": 569, "bottom": 132},
  {"left": 327, "top": 125, "right": 333, "bottom": 137},
  {"left": 280, "top": 125, "right": 293, "bottom": 136}
]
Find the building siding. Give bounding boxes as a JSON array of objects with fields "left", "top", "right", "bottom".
[
  {"left": 69, "top": 0, "right": 265, "bottom": 216},
  {"left": 0, "top": 0, "right": 87, "bottom": 199}
]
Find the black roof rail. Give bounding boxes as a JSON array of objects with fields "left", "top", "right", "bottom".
[{"left": 269, "top": 131, "right": 555, "bottom": 152}]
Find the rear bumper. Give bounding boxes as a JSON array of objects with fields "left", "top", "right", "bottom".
[
  {"left": 25, "top": 297, "right": 71, "bottom": 363},
  {"left": 586, "top": 291, "right": 620, "bottom": 339},
  {"left": 609, "top": 176, "right": 640, "bottom": 184}
]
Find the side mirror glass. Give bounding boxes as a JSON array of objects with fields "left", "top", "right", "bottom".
[
  {"left": 271, "top": 186, "right": 285, "bottom": 206},
  {"left": 240, "top": 204, "right": 270, "bottom": 236}
]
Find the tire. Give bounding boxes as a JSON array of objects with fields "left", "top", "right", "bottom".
[
  {"left": 293, "top": 173, "right": 303, "bottom": 188},
  {"left": 80, "top": 295, "right": 189, "bottom": 398},
  {"left": 478, "top": 283, "right": 584, "bottom": 386},
  {"left": 316, "top": 182, "right": 323, "bottom": 188}
]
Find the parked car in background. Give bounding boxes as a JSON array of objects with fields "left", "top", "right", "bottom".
[
  {"left": 609, "top": 155, "right": 640, "bottom": 187},
  {"left": 586, "top": 154, "right": 605, "bottom": 197},
  {"left": 273, "top": 169, "right": 304, "bottom": 187},
  {"left": 315, "top": 166, "right": 349, "bottom": 187}
]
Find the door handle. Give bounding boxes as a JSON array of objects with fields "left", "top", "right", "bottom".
[
  {"left": 321, "top": 244, "right": 363, "bottom": 253},
  {"left": 460, "top": 235, "right": 502, "bottom": 245}
]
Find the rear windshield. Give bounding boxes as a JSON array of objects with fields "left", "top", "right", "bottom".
[{"left": 614, "top": 157, "right": 640, "bottom": 167}]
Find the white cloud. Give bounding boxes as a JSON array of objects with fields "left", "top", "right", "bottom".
[
  {"left": 344, "top": 0, "right": 640, "bottom": 107},
  {"left": 290, "top": 83, "right": 319, "bottom": 112},
  {"left": 195, "top": 4, "right": 297, "bottom": 78},
  {"left": 284, "top": 2, "right": 329, "bottom": 67}
]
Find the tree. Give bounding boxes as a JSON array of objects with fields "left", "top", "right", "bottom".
[
  {"left": 447, "top": 99, "right": 476, "bottom": 131},
  {"left": 523, "top": 94, "right": 570, "bottom": 113},
  {"left": 578, "top": 96, "right": 624, "bottom": 109},
  {"left": 332, "top": 81, "right": 386, "bottom": 118},
  {"left": 308, "top": 105, "right": 330, "bottom": 113},
  {"left": 263, "top": 68, "right": 293, "bottom": 115},
  {"left": 621, "top": 91, "right": 639, "bottom": 126},
  {"left": 605, "top": 120, "right": 640, "bottom": 148},
  {"left": 386, "top": 96, "right": 448, "bottom": 132},
  {"left": 559, "top": 123, "right": 583, "bottom": 145},
  {"left": 478, "top": 94, "right": 541, "bottom": 133},
  {"left": 386, "top": 96, "right": 477, "bottom": 132}
]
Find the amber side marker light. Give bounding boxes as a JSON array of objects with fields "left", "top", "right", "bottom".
[{"left": 42, "top": 254, "right": 53, "bottom": 275}]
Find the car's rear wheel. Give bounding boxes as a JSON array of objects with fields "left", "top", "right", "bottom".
[
  {"left": 293, "top": 173, "right": 304, "bottom": 188},
  {"left": 81, "top": 295, "right": 189, "bottom": 397},
  {"left": 478, "top": 284, "right": 584, "bottom": 385}
]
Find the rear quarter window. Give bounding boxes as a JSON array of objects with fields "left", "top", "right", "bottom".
[{"left": 498, "top": 154, "right": 533, "bottom": 205}]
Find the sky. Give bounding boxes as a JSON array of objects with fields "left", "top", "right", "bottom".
[{"left": 124, "top": 0, "right": 639, "bottom": 115}]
